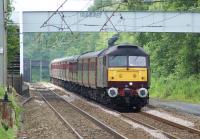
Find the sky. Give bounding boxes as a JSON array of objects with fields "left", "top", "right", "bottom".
[
  {"left": 11, "top": 0, "right": 94, "bottom": 23},
  {"left": 13, "top": 0, "right": 94, "bottom": 11}
]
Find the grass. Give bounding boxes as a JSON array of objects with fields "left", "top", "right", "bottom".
[
  {"left": 0, "top": 86, "right": 22, "bottom": 139},
  {"left": 0, "top": 128, "right": 14, "bottom": 139},
  {"left": 150, "top": 76, "right": 200, "bottom": 104},
  {"left": 0, "top": 86, "right": 5, "bottom": 97}
]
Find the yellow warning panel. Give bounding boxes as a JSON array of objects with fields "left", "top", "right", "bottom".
[{"left": 108, "top": 68, "right": 148, "bottom": 82}]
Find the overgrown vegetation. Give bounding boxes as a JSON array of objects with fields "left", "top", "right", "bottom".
[
  {"left": 0, "top": 86, "right": 22, "bottom": 139},
  {"left": 24, "top": 0, "right": 200, "bottom": 103},
  {"left": 0, "top": 0, "right": 21, "bottom": 138},
  {"left": 7, "top": 24, "right": 19, "bottom": 63},
  {"left": 7, "top": 0, "right": 19, "bottom": 64},
  {"left": 150, "top": 76, "right": 200, "bottom": 103},
  {"left": 90, "top": 0, "right": 200, "bottom": 103},
  {"left": 0, "top": 128, "right": 14, "bottom": 139}
]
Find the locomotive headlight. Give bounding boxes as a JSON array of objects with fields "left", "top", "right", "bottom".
[
  {"left": 137, "top": 88, "right": 148, "bottom": 98},
  {"left": 129, "top": 82, "right": 133, "bottom": 86},
  {"left": 107, "top": 87, "right": 118, "bottom": 98}
]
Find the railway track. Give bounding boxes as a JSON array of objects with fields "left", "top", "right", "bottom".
[
  {"left": 122, "top": 111, "right": 200, "bottom": 139},
  {"left": 36, "top": 85, "right": 127, "bottom": 139},
  {"left": 120, "top": 113, "right": 179, "bottom": 139},
  {"left": 46, "top": 85, "right": 179, "bottom": 139},
  {"left": 140, "top": 111, "right": 200, "bottom": 135},
  {"left": 42, "top": 83, "right": 200, "bottom": 139}
]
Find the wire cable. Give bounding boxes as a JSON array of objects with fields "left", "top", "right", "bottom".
[
  {"left": 99, "top": 3, "right": 121, "bottom": 32},
  {"left": 40, "top": 0, "right": 69, "bottom": 28}
]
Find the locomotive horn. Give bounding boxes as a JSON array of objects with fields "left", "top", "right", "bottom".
[
  {"left": 137, "top": 88, "right": 148, "bottom": 98},
  {"left": 108, "top": 33, "right": 119, "bottom": 47},
  {"left": 107, "top": 87, "right": 118, "bottom": 98}
]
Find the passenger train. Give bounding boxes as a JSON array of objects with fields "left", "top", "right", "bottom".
[{"left": 50, "top": 44, "right": 150, "bottom": 111}]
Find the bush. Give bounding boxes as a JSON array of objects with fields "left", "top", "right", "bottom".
[
  {"left": 150, "top": 76, "right": 200, "bottom": 103},
  {"left": 0, "top": 86, "right": 22, "bottom": 139}
]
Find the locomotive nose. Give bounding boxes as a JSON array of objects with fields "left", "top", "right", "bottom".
[
  {"left": 107, "top": 87, "right": 118, "bottom": 98},
  {"left": 137, "top": 88, "right": 148, "bottom": 98}
]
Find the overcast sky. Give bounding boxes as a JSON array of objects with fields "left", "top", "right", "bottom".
[
  {"left": 11, "top": 0, "right": 94, "bottom": 23},
  {"left": 13, "top": 0, "right": 94, "bottom": 11}
]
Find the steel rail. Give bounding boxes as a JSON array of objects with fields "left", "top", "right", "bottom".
[
  {"left": 22, "top": 97, "right": 34, "bottom": 105},
  {"left": 141, "top": 111, "right": 200, "bottom": 136},
  {"left": 45, "top": 83, "right": 179, "bottom": 139},
  {"left": 120, "top": 113, "right": 179, "bottom": 139},
  {"left": 39, "top": 90, "right": 83, "bottom": 139},
  {"left": 47, "top": 89, "right": 128, "bottom": 139}
]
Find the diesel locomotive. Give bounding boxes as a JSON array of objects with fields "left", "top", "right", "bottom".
[{"left": 50, "top": 44, "right": 150, "bottom": 111}]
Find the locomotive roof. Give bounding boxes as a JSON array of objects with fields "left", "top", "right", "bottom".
[
  {"left": 98, "top": 44, "right": 148, "bottom": 56},
  {"left": 51, "top": 44, "right": 148, "bottom": 63}
]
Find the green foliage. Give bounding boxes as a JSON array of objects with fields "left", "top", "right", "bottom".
[
  {"left": 0, "top": 128, "right": 14, "bottom": 139},
  {"left": 120, "top": 1, "right": 200, "bottom": 77},
  {"left": 0, "top": 86, "right": 5, "bottom": 97},
  {"left": 7, "top": 24, "right": 19, "bottom": 63},
  {"left": 0, "top": 87, "right": 22, "bottom": 139},
  {"left": 122, "top": 0, "right": 200, "bottom": 103},
  {"left": 126, "top": 0, "right": 149, "bottom": 10},
  {"left": 24, "top": 0, "right": 200, "bottom": 104},
  {"left": 150, "top": 76, "right": 200, "bottom": 103},
  {"left": 89, "top": 0, "right": 200, "bottom": 103},
  {"left": 24, "top": 33, "right": 101, "bottom": 61},
  {"left": 9, "top": 90, "right": 22, "bottom": 128},
  {"left": 158, "top": 0, "right": 200, "bottom": 11},
  {"left": 135, "top": 32, "right": 200, "bottom": 78},
  {"left": 7, "top": 0, "right": 20, "bottom": 65},
  {"left": 7, "top": 0, "right": 14, "bottom": 18},
  {"left": 88, "top": 0, "right": 116, "bottom": 11}
]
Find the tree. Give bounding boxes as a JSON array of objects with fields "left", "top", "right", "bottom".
[{"left": 7, "top": 0, "right": 19, "bottom": 64}]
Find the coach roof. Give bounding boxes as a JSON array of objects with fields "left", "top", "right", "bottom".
[
  {"left": 78, "top": 50, "right": 103, "bottom": 59},
  {"left": 51, "top": 55, "right": 79, "bottom": 64}
]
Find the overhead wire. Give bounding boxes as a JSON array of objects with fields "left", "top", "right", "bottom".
[
  {"left": 53, "top": 1, "right": 193, "bottom": 46},
  {"left": 99, "top": 3, "right": 122, "bottom": 32},
  {"left": 18, "top": 0, "right": 195, "bottom": 33},
  {"left": 24, "top": 0, "right": 200, "bottom": 52},
  {"left": 58, "top": 12, "right": 73, "bottom": 33},
  {"left": 39, "top": 0, "right": 127, "bottom": 33},
  {"left": 40, "top": 0, "right": 94, "bottom": 33},
  {"left": 40, "top": 0, "right": 69, "bottom": 27}
]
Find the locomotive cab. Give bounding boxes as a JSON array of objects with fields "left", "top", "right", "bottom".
[{"left": 105, "top": 44, "right": 150, "bottom": 109}]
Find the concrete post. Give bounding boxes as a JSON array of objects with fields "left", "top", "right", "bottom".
[
  {"left": 0, "top": 0, "right": 4, "bottom": 85},
  {"left": 40, "top": 61, "right": 42, "bottom": 81},
  {"left": 30, "top": 60, "right": 32, "bottom": 82},
  {"left": 0, "top": 0, "right": 7, "bottom": 85},
  {"left": 4, "top": 0, "right": 7, "bottom": 86}
]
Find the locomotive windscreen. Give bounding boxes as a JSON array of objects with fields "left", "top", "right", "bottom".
[
  {"left": 108, "top": 56, "right": 147, "bottom": 67},
  {"left": 109, "top": 56, "right": 127, "bottom": 67},
  {"left": 129, "top": 56, "right": 146, "bottom": 67}
]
